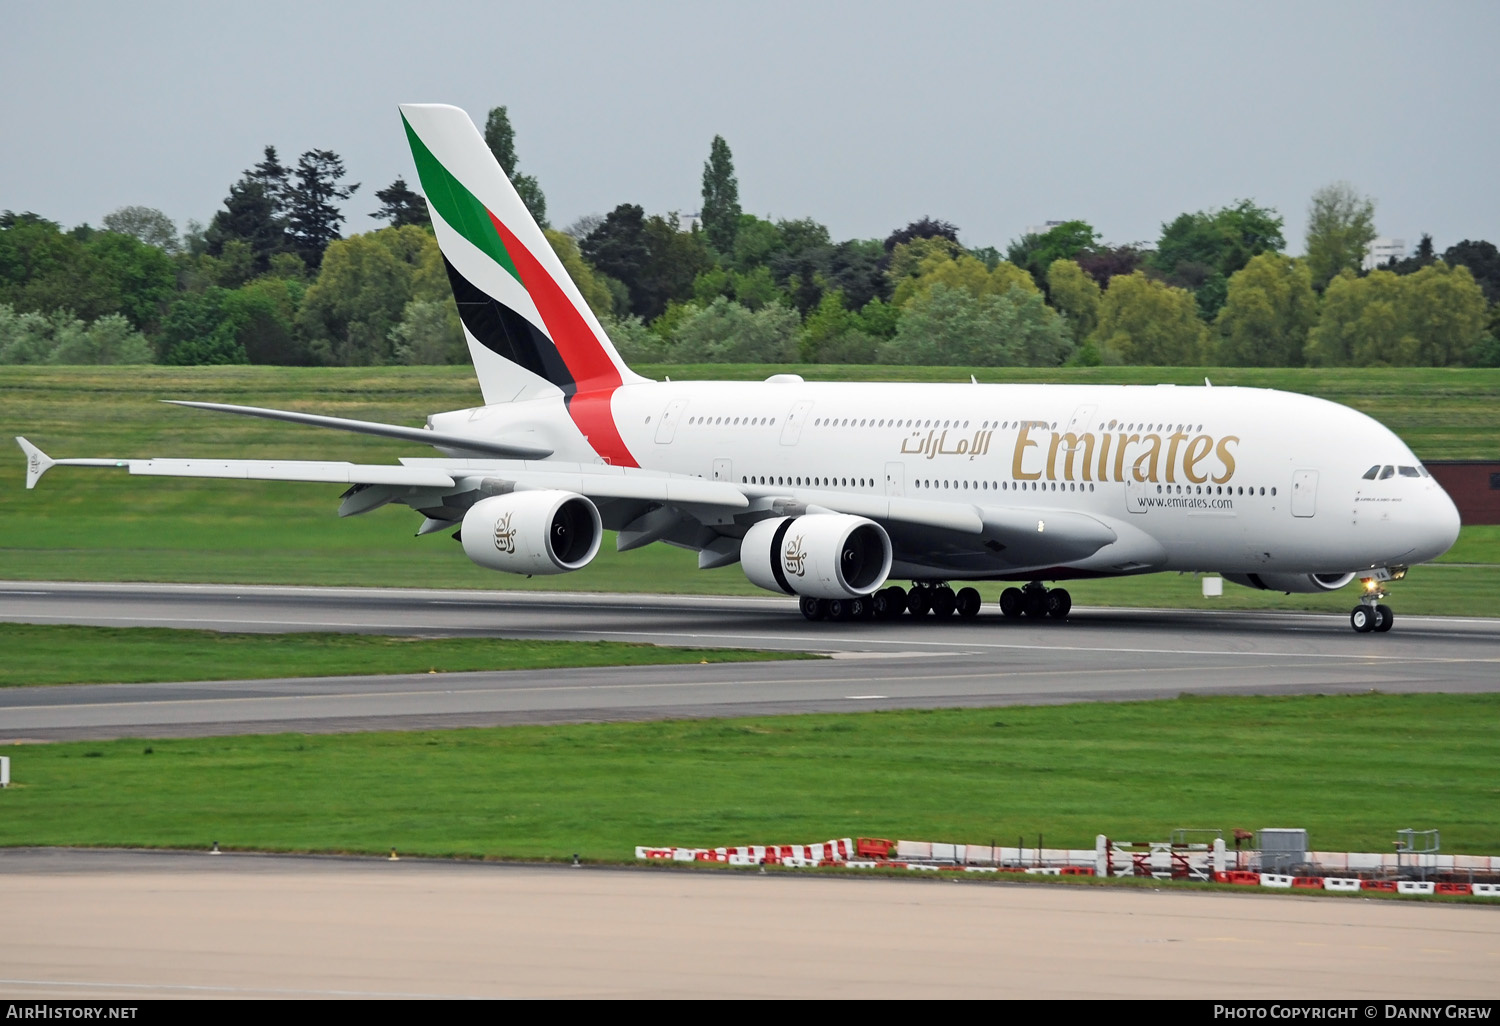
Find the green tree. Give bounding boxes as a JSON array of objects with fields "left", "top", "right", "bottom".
[
  {"left": 637, "top": 214, "right": 713, "bottom": 320},
  {"left": 1006, "top": 220, "right": 1099, "bottom": 291},
  {"left": 580, "top": 204, "right": 649, "bottom": 310},
  {"left": 729, "top": 215, "right": 783, "bottom": 272},
  {"left": 483, "top": 106, "right": 548, "bottom": 228},
  {"left": 205, "top": 146, "right": 294, "bottom": 275},
  {"left": 1442, "top": 239, "right": 1500, "bottom": 304},
  {"left": 671, "top": 297, "right": 800, "bottom": 362},
  {"left": 157, "top": 287, "right": 247, "bottom": 365},
  {"left": 1088, "top": 271, "right": 1207, "bottom": 365},
  {"left": 883, "top": 217, "right": 959, "bottom": 253},
  {"left": 891, "top": 248, "right": 1036, "bottom": 308},
  {"left": 1304, "top": 264, "right": 1486, "bottom": 367},
  {"left": 286, "top": 149, "right": 359, "bottom": 271},
  {"left": 296, "top": 226, "right": 444, "bottom": 365},
  {"left": 101, "top": 206, "right": 179, "bottom": 254},
  {"left": 545, "top": 228, "right": 616, "bottom": 319},
  {"left": 1305, "top": 181, "right": 1376, "bottom": 291},
  {"left": 370, "top": 177, "right": 430, "bottom": 229},
  {"left": 1047, "top": 258, "right": 1101, "bottom": 340},
  {"left": 389, "top": 298, "right": 463, "bottom": 365},
  {"left": 700, "top": 135, "right": 741, "bottom": 254},
  {"left": 0, "top": 212, "right": 120, "bottom": 322},
  {"left": 85, "top": 230, "right": 176, "bottom": 331},
  {"left": 1214, "top": 252, "right": 1317, "bottom": 366},
  {"left": 881, "top": 283, "right": 1072, "bottom": 367},
  {"left": 225, "top": 276, "right": 310, "bottom": 365},
  {"left": 49, "top": 312, "right": 153, "bottom": 364}
]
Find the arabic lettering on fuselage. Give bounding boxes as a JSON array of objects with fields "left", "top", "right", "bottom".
[{"left": 898, "top": 420, "right": 1240, "bottom": 485}]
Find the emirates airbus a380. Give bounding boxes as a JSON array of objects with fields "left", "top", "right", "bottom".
[{"left": 16, "top": 104, "right": 1462, "bottom": 633}]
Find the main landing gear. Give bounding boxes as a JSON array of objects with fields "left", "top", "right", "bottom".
[
  {"left": 1350, "top": 577, "right": 1394, "bottom": 634},
  {"left": 797, "top": 581, "right": 1072, "bottom": 622},
  {"left": 999, "top": 581, "right": 1071, "bottom": 620},
  {"left": 797, "top": 582, "right": 982, "bottom": 621}
]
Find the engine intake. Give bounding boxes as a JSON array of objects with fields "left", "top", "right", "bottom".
[
  {"left": 461, "top": 491, "right": 602, "bottom": 575},
  {"left": 742, "top": 514, "right": 892, "bottom": 599},
  {"left": 1221, "top": 572, "right": 1356, "bottom": 594}
]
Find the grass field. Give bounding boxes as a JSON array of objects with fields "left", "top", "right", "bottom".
[
  {"left": 2, "top": 365, "right": 1496, "bottom": 612},
  {"left": 0, "top": 623, "right": 808, "bottom": 687},
  {"left": 2, "top": 693, "right": 1495, "bottom": 859}
]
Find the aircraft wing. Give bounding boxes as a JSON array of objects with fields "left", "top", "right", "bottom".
[
  {"left": 17, "top": 438, "right": 457, "bottom": 490},
  {"left": 18, "top": 436, "right": 1113, "bottom": 568}
]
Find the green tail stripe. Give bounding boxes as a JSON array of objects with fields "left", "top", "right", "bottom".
[{"left": 402, "top": 113, "right": 520, "bottom": 284}]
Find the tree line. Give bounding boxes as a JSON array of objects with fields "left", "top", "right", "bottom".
[{"left": 3, "top": 106, "right": 1497, "bottom": 369}]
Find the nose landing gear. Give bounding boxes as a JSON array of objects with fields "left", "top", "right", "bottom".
[{"left": 1350, "top": 575, "right": 1395, "bottom": 634}]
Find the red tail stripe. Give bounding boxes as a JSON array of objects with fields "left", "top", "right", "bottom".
[{"left": 488, "top": 212, "right": 637, "bottom": 468}]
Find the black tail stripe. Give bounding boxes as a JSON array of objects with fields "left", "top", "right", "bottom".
[{"left": 444, "top": 256, "right": 577, "bottom": 395}]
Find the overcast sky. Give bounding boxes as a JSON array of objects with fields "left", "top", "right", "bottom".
[{"left": 3, "top": 1, "right": 1496, "bottom": 256}]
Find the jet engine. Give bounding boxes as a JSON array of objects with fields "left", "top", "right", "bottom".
[
  {"left": 460, "top": 491, "right": 602, "bottom": 575},
  {"left": 742, "top": 514, "right": 892, "bottom": 599},
  {"left": 1221, "top": 572, "right": 1356, "bottom": 594}
]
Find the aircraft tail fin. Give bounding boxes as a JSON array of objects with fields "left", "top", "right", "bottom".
[{"left": 399, "top": 104, "right": 645, "bottom": 408}]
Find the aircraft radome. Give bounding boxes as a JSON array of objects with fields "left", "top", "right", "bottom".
[{"left": 15, "top": 104, "right": 1462, "bottom": 634}]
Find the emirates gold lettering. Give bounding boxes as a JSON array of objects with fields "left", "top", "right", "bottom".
[{"left": 899, "top": 422, "right": 1241, "bottom": 485}]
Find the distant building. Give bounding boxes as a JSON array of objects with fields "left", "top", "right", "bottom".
[
  {"left": 679, "top": 211, "right": 703, "bottom": 233},
  {"left": 1024, "top": 220, "right": 1070, "bottom": 238},
  {"left": 1364, "top": 237, "right": 1407, "bottom": 271}
]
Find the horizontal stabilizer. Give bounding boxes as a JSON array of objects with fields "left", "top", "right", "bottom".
[{"left": 164, "top": 401, "right": 552, "bottom": 460}]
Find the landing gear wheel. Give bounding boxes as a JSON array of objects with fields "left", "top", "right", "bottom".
[
  {"left": 828, "top": 598, "right": 854, "bottom": 621},
  {"left": 799, "top": 595, "right": 825, "bottom": 621},
  {"left": 1350, "top": 605, "right": 1375, "bottom": 633},
  {"left": 873, "top": 586, "right": 904, "bottom": 620},
  {"left": 906, "top": 588, "right": 931, "bottom": 617},
  {"left": 955, "top": 587, "right": 982, "bottom": 618},
  {"left": 1047, "top": 588, "right": 1072, "bottom": 619},
  {"left": 852, "top": 595, "right": 874, "bottom": 620},
  {"left": 931, "top": 586, "right": 957, "bottom": 618},
  {"left": 1373, "top": 603, "right": 1394, "bottom": 632},
  {"left": 999, "top": 587, "right": 1024, "bottom": 618},
  {"left": 1023, "top": 587, "right": 1050, "bottom": 618}
]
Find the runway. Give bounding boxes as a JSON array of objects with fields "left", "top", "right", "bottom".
[
  {"left": 3, "top": 849, "right": 1497, "bottom": 999},
  {"left": 3, "top": 581, "right": 1498, "bottom": 740}
]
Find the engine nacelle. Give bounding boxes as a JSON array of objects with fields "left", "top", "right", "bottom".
[
  {"left": 742, "top": 514, "right": 892, "bottom": 599},
  {"left": 461, "top": 491, "right": 602, "bottom": 575},
  {"left": 1221, "top": 572, "right": 1356, "bottom": 594}
]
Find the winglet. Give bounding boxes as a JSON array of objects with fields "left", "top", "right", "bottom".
[{"left": 16, "top": 436, "right": 54, "bottom": 490}]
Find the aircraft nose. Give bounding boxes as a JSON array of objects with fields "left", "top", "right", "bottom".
[{"left": 1414, "top": 482, "right": 1462, "bottom": 563}]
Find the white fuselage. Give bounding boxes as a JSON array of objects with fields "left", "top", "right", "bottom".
[{"left": 431, "top": 378, "right": 1462, "bottom": 582}]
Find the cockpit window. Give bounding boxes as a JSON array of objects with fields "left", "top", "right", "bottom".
[
  {"left": 1378, "top": 465, "right": 1395, "bottom": 480},
  {"left": 1362, "top": 466, "right": 1380, "bottom": 480},
  {"left": 1398, "top": 466, "right": 1421, "bottom": 478}
]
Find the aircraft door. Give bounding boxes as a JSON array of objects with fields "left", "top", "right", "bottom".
[
  {"left": 655, "top": 399, "right": 688, "bottom": 444},
  {"left": 780, "top": 400, "right": 813, "bottom": 446},
  {"left": 1066, "top": 404, "right": 1097, "bottom": 435},
  {"left": 1291, "top": 469, "right": 1318, "bottom": 517},
  {"left": 713, "top": 458, "right": 733, "bottom": 482},
  {"left": 1124, "top": 475, "right": 1149, "bottom": 514},
  {"left": 884, "top": 462, "right": 905, "bottom": 497}
]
